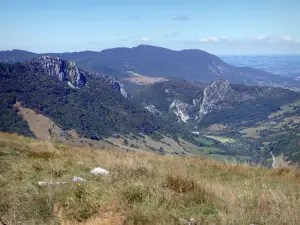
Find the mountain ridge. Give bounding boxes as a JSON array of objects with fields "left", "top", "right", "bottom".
[
  {"left": 0, "top": 56, "right": 179, "bottom": 139},
  {"left": 134, "top": 79, "right": 300, "bottom": 127},
  {"left": 1, "top": 45, "right": 299, "bottom": 88},
  {"left": 2, "top": 56, "right": 300, "bottom": 164}
]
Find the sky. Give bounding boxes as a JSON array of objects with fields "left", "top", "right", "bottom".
[{"left": 0, "top": 0, "right": 299, "bottom": 55}]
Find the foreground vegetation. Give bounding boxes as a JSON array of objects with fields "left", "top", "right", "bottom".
[{"left": 1, "top": 132, "right": 300, "bottom": 224}]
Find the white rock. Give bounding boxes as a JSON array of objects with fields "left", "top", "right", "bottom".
[
  {"left": 72, "top": 176, "right": 86, "bottom": 183},
  {"left": 191, "top": 131, "right": 200, "bottom": 135},
  {"left": 144, "top": 105, "right": 162, "bottom": 115},
  {"left": 90, "top": 167, "right": 109, "bottom": 175},
  {"left": 169, "top": 99, "right": 191, "bottom": 123},
  {"left": 67, "top": 81, "right": 75, "bottom": 88}
]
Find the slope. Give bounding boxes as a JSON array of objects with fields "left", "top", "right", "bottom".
[
  {"left": 0, "top": 57, "right": 182, "bottom": 139},
  {"left": 1, "top": 132, "right": 300, "bottom": 224},
  {"left": 134, "top": 79, "right": 300, "bottom": 127}
]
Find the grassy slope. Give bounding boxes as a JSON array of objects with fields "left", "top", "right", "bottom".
[
  {"left": 268, "top": 100, "right": 300, "bottom": 119},
  {"left": 1, "top": 132, "right": 300, "bottom": 225},
  {"left": 204, "top": 135, "right": 235, "bottom": 144}
]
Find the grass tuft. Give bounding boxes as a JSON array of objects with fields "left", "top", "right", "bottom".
[{"left": 165, "top": 175, "right": 197, "bottom": 193}]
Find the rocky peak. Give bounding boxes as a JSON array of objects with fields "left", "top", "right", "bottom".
[
  {"left": 200, "top": 80, "right": 232, "bottom": 115},
  {"left": 199, "top": 79, "right": 272, "bottom": 116},
  {"left": 168, "top": 80, "right": 240, "bottom": 121},
  {"left": 25, "top": 56, "right": 130, "bottom": 99},
  {"left": 25, "top": 56, "right": 86, "bottom": 87}
]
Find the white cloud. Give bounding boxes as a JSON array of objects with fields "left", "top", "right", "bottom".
[
  {"left": 197, "top": 35, "right": 300, "bottom": 44},
  {"left": 251, "top": 35, "right": 299, "bottom": 43},
  {"left": 136, "top": 36, "right": 150, "bottom": 42},
  {"left": 252, "top": 35, "right": 268, "bottom": 41},
  {"left": 199, "top": 37, "right": 218, "bottom": 42},
  {"left": 279, "top": 35, "right": 300, "bottom": 43},
  {"left": 198, "top": 36, "right": 233, "bottom": 43},
  {"left": 281, "top": 35, "right": 293, "bottom": 41}
]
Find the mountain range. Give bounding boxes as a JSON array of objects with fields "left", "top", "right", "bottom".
[
  {"left": 0, "top": 56, "right": 181, "bottom": 140},
  {"left": 1, "top": 46, "right": 300, "bottom": 166},
  {"left": 1, "top": 45, "right": 299, "bottom": 89}
]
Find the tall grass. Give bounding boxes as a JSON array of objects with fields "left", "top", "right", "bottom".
[{"left": 0, "top": 132, "right": 300, "bottom": 224}]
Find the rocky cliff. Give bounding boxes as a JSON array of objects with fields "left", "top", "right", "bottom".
[
  {"left": 136, "top": 79, "right": 299, "bottom": 125},
  {"left": 199, "top": 79, "right": 290, "bottom": 115},
  {"left": 25, "top": 56, "right": 86, "bottom": 87},
  {"left": 25, "top": 56, "right": 130, "bottom": 99}
]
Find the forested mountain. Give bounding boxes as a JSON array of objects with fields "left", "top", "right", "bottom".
[
  {"left": 0, "top": 56, "right": 182, "bottom": 139},
  {"left": 0, "top": 49, "right": 38, "bottom": 63},
  {"left": 1, "top": 55, "right": 300, "bottom": 165},
  {"left": 1, "top": 45, "right": 299, "bottom": 88},
  {"left": 134, "top": 79, "right": 300, "bottom": 127}
]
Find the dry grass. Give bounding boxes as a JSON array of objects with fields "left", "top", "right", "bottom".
[
  {"left": 1, "top": 132, "right": 300, "bottom": 224},
  {"left": 242, "top": 126, "right": 269, "bottom": 139},
  {"left": 204, "top": 135, "right": 235, "bottom": 143},
  {"left": 124, "top": 71, "right": 168, "bottom": 85}
]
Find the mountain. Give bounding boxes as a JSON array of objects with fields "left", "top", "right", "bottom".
[
  {"left": 134, "top": 79, "right": 300, "bottom": 127},
  {"left": 132, "top": 79, "right": 300, "bottom": 164},
  {"left": 1, "top": 45, "right": 299, "bottom": 88},
  {"left": 1, "top": 55, "right": 300, "bottom": 165},
  {"left": 0, "top": 56, "right": 182, "bottom": 139},
  {"left": 0, "top": 49, "right": 38, "bottom": 63}
]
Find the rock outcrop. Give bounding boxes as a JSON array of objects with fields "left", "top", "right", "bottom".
[
  {"left": 199, "top": 79, "right": 232, "bottom": 115},
  {"left": 170, "top": 100, "right": 193, "bottom": 123},
  {"left": 145, "top": 105, "right": 162, "bottom": 115},
  {"left": 25, "top": 56, "right": 86, "bottom": 87},
  {"left": 162, "top": 79, "right": 293, "bottom": 123},
  {"left": 25, "top": 56, "right": 130, "bottom": 99},
  {"left": 199, "top": 79, "right": 285, "bottom": 115}
]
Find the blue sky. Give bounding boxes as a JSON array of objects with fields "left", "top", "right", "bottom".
[{"left": 0, "top": 0, "right": 299, "bottom": 54}]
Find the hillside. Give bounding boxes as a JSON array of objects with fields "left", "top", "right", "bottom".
[
  {"left": 0, "top": 57, "right": 184, "bottom": 139},
  {"left": 1, "top": 57, "right": 227, "bottom": 159},
  {"left": 1, "top": 132, "right": 300, "bottom": 224},
  {"left": 1, "top": 57, "right": 300, "bottom": 165},
  {"left": 132, "top": 79, "right": 300, "bottom": 165},
  {"left": 0, "top": 45, "right": 299, "bottom": 88},
  {"left": 134, "top": 79, "right": 300, "bottom": 127}
]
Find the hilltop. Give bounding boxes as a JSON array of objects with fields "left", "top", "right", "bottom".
[{"left": 0, "top": 132, "right": 300, "bottom": 224}]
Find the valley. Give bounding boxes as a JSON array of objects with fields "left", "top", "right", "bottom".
[
  {"left": 13, "top": 98, "right": 229, "bottom": 162},
  {"left": 1, "top": 54, "right": 300, "bottom": 168},
  {"left": 1, "top": 1, "right": 299, "bottom": 224}
]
